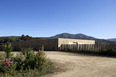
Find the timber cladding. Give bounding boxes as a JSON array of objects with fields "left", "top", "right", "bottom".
[
  {"left": 12, "top": 38, "right": 95, "bottom": 51},
  {"left": 58, "top": 38, "right": 95, "bottom": 47},
  {"left": 12, "top": 39, "right": 58, "bottom": 50},
  {"left": 59, "top": 44, "right": 116, "bottom": 54}
]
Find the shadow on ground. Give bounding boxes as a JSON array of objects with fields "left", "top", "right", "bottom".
[{"left": 60, "top": 50, "right": 116, "bottom": 58}]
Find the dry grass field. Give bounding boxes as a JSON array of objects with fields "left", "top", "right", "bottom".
[{"left": 42, "top": 51, "right": 116, "bottom": 77}]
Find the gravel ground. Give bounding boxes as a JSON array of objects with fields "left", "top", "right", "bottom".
[{"left": 42, "top": 51, "right": 116, "bottom": 77}]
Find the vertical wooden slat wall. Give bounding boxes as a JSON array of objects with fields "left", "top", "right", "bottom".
[{"left": 59, "top": 44, "right": 116, "bottom": 52}]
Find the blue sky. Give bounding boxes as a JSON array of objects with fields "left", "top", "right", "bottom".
[{"left": 0, "top": 0, "right": 116, "bottom": 39}]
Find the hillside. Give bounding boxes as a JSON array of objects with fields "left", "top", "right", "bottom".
[
  {"left": 50, "top": 33, "right": 96, "bottom": 40},
  {"left": 0, "top": 33, "right": 116, "bottom": 44},
  {"left": 107, "top": 38, "right": 116, "bottom": 41},
  {"left": 50, "top": 33, "right": 116, "bottom": 44}
]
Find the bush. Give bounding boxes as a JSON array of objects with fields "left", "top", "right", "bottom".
[
  {"left": 35, "top": 51, "right": 46, "bottom": 70},
  {"left": 0, "top": 53, "right": 5, "bottom": 59},
  {"left": 0, "top": 47, "right": 55, "bottom": 77},
  {"left": 21, "top": 48, "right": 35, "bottom": 59},
  {"left": 20, "top": 48, "right": 47, "bottom": 71},
  {"left": 4, "top": 42, "right": 12, "bottom": 58},
  {"left": 0, "top": 57, "right": 17, "bottom": 73}
]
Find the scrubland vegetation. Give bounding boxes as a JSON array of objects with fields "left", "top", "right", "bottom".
[{"left": 0, "top": 42, "right": 55, "bottom": 77}]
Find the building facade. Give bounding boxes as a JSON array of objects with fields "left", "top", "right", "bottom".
[
  {"left": 58, "top": 38, "right": 95, "bottom": 47},
  {"left": 13, "top": 38, "right": 95, "bottom": 50}
]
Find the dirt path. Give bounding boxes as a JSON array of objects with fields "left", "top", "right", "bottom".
[{"left": 42, "top": 51, "right": 116, "bottom": 77}]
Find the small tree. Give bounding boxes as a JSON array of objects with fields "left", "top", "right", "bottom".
[{"left": 4, "top": 42, "right": 12, "bottom": 58}]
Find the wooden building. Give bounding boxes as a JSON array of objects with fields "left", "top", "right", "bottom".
[{"left": 12, "top": 38, "right": 95, "bottom": 50}]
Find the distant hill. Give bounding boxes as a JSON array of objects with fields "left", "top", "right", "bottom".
[
  {"left": 50, "top": 33, "right": 116, "bottom": 44},
  {"left": 0, "top": 36, "right": 20, "bottom": 38},
  {"left": 0, "top": 33, "right": 116, "bottom": 44},
  {"left": 0, "top": 36, "right": 21, "bottom": 43},
  {"left": 50, "top": 33, "right": 96, "bottom": 40},
  {"left": 107, "top": 38, "right": 116, "bottom": 41}
]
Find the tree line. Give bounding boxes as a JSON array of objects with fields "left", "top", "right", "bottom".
[{"left": 0, "top": 34, "right": 40, "bottom": 51}]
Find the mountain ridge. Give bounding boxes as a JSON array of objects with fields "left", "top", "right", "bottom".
[
  {"left": 0, "top": 33, "right": 116, "bottom": 44},
  {"left": 107, "top": 38, "right": 116, "bottom": 41},
  {"left": 50, "top": 33, "right": 116, "bottom": 44},
  {"left": 50, "top": 33, "right": 96, "bottom": 40}
]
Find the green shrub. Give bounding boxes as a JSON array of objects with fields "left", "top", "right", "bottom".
[
  {"left": 14, "top": 53, "right": 26, "bottom": 70},
  {"left": 0, "top": 53, "right": 5, "bottom": 59},
  {"left": 21, "top": 48, "right": 47, "bottom": 70},
  {"left": 21, "top": 48, "right": 35, "bottom": 59},
  {"left": 0, "top": 57, "right": 17, "bottom": 73},
  {"left": 35, "top": 51, "right": 46, "bottom": 70},
  {"left": 19, "top": 48, "right": 36, "bottom": 70},
  {"left": 0, "top": 48, "right": 55, "bottom": 77},
  {"left": 15, "top": 53, "right": 26, "bottom": 62},
  {"left": 4, "top": 42, "right": 12, "bottom": 58}
]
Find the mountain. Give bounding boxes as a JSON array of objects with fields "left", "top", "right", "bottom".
[
  {"left": 107, "top": 38, "right": 116, "bottom": 41},
  {"left": 50, "top": 33, "right": 96, "bottom": 40},
  {"left": 0, "top": 33, "right": 116, "bottom": 44},
  {"left": 50, "top": 33, "right": 116, "bottom": 44}
]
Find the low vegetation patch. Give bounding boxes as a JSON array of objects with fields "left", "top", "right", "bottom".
[{"left": 0, "top": 42, "right": 55, "bottom": 77}]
